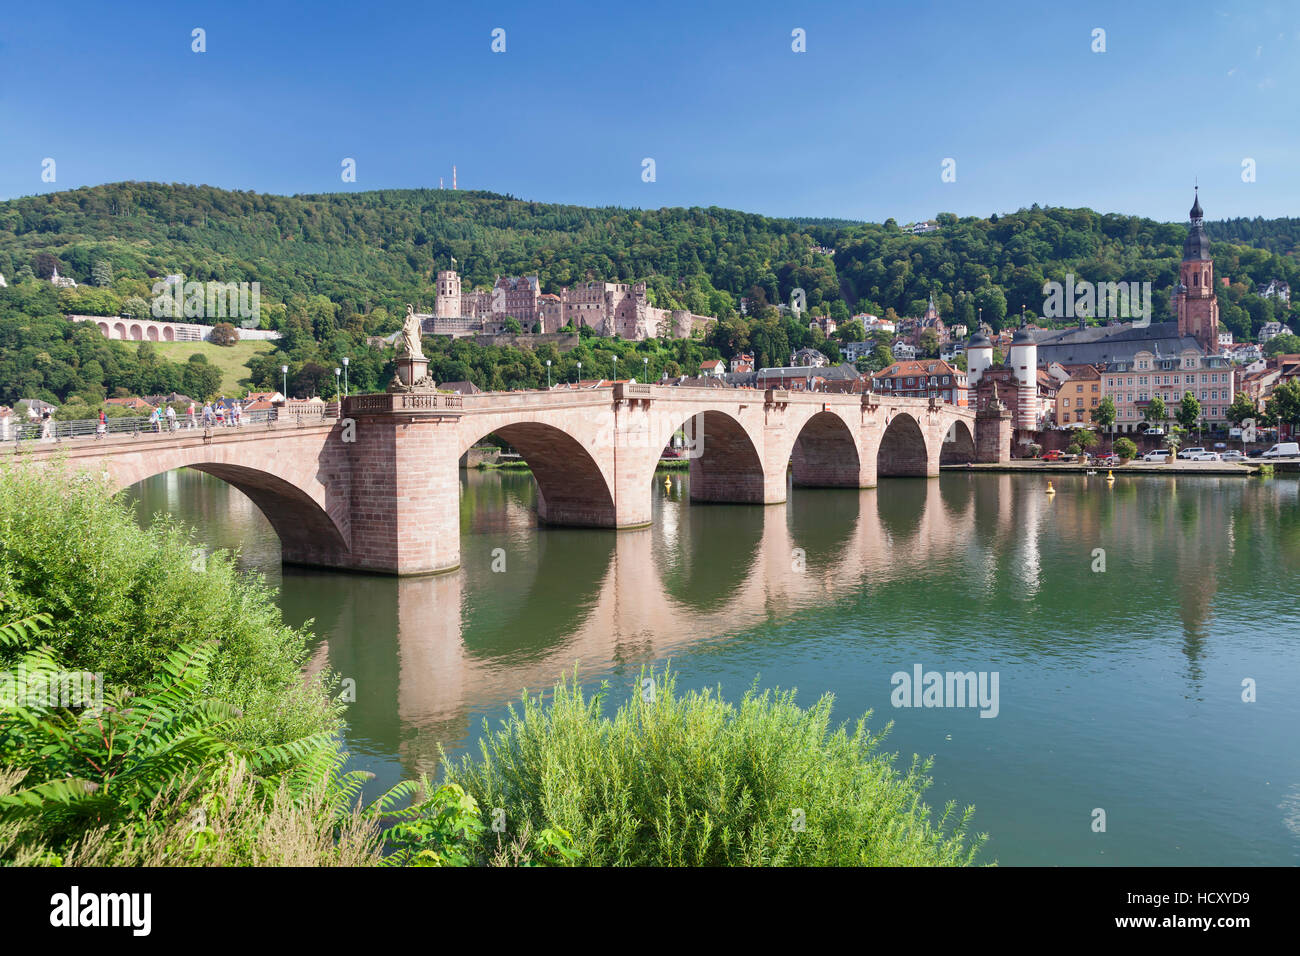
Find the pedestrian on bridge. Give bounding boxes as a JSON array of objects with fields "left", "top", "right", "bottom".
[
  {"left": 148, "top": 407, "right": 162, "bottom": 434},
  {"left": 188, "top": 401, "right": 197, "bottom": 429},
  {"left": 96, "top": 409, "right": 107, "bottom": 440},
  {"left": 202, "top": 402, "right": 214, "bottom": 428},
  {"left": 166, "top": 405, "right": 177, "bottom": 432}
]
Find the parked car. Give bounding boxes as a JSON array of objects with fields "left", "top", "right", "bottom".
[
  {"left": 1042, "top": 450, "right": 1065, "bottom": 461},
  {"left": 1184, "top": 451, "right": 1220, "bottom": 461},
  {"left": 1141, "top": 449, "right": 1172, "bottom": 462},
  {"left": 1097, "top": 454, "right": 1121, "bottom": 466},
  {"left": 1177, "top": 446, "right": 1209, "bottom": 459},
  {"left": 1261, "top": 442, "right": 1300, "bottom": 459},
  {"left": 1220, "top": 450, "right": 1247, "bottom": 463},
  {"left": 1143, "top": 426, "right": 1165, "bottom": 436}
]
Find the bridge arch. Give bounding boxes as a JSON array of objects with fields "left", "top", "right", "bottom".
[
  {"left": 939, "top": 419, "right": 976, "bottom": 465},
  {"left": 112, "top": 322, "right": 126, "bottom": 339},
  {"left": 877, "top": 412, "right": 932, "bottom": 477},
  {"left": 129, "top": 323, "right": 143, "bottom": 341},
  {"left": 663, "top": 409, "right": 766, "bottom": 504},
  {"left": 461, "top": 421, "right": 617, "bottom": 527},
  {"left": 146, "top": 325, "right": 160, "bottom": 341},
  {"left": 789, "top": 409, "right": 866, "bottom": 488}
]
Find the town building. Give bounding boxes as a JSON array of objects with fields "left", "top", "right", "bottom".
[
  {"left": 790, "top": 347, "right": 829, "bottom": 367},
  {"left": 871, "top": 359, "right": 968, "bottom": 405},
  {"left": 808, "top": 315, "right": 837, "bottom": 337},
  {"left": 699, "top": 359, "right": 727, "bottom": 378},
  {"left": 1259, "top": 321, "right": 1292, "bottom": 343},
  {"left": 892, "top": 342, "right": 918, "bottom": 360},
  {"left": 755, "top": 367, "right": 825, "bottom": 391},
  {"left": 1054, "top": 365, "right": 1102, "bottom": 426},
  {"left": 1259, "top": 279, "right": 1291, "bottom": 304},
  {"left": 729, "top": 352, "right": 755, "bottom": 374}
]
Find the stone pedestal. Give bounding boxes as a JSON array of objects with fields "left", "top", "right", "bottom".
[{"left": 390, "top": 353, "right": 434, "bottom": 392}]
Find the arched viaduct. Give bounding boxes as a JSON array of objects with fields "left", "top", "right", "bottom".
[{"left": 2, "top": 385, "right": 1008, "bottom": 575}]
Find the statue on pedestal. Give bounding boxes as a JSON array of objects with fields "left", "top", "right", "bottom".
[
  {"left": 389, "top": 304, "right": 436, "bottom": 392},
  {"left": 400, "top": 304, "right": 424, "bottom": 359}
]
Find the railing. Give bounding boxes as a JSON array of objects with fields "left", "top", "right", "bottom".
[{"left": 1, "top": 405, "right": 341, "bottom": 449}]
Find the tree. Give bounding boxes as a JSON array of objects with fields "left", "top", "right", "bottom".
[
  {"left": 1076, "top": 430, "right": 1098, "bottom": 455},
  {"left": 182, "top": 359, "right": 222, "bottom": 400},
  {"left": 1227, "top": 391, "right": 1257, "bottom": 426},
  {"left": 1176, "top": 392, "right": 1202, "bottom": 434},
  {"left": 1114, "top": 437, "right": 1138, "bottom": 461},
  {"left": 92, "top": 260, "right": 112, "bottom": 287},
  {"left": 919, "top": 328, "right": 940, "bottom": 358},
  {"left": 1093, "top": 395, "right": 1116, "bottom": 450},
  {"left": 1144, "top": 395, "right": 1167, "bottom": 426},
  {"left": 1264, "top": 332, "right": 1300, "bottom": 356},
  {"left": 121, "top": 296, "right": 151, "bottom": 320},
  {"left": 836, "top": 319, "right": 865, "bottom": 343},
  {"left": 503, "top": 317, "right": 523, "bottom": 334},
  {"left": 31, "top": 253, "right": 61, "bottom": 280},
  {"left": 210, "top": 322, "right": 239, "bottom": 346},
  {"left": 1265, "top": 378, "right": 1300, "bottom": 434}
]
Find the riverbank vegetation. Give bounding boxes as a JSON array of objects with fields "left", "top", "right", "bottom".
[
  {"left": 444, "top": 669, "right": 986, "bottom": 866},
  {"left": 1, "top": 462, "right": 984, "bottom": 867}
]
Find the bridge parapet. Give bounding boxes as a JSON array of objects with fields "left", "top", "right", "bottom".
[
  {"left": 615, "top": 382, "right": 652, "bottom": 403},
  {"left": 344, "top": 393, "right": 464, "bottom": 416}
]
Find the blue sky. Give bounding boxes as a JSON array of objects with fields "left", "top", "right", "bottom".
[{"left": 1, "top": 0, "right": 1296, "bottom": 223}]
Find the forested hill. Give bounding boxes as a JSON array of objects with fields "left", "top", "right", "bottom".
[{"left": 1, "top": 183, "right": 1298, "bottom": 342}]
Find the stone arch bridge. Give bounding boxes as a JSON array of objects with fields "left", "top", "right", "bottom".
[{"left": 3, "top": 385, "right": 1008, "bottom": 575}]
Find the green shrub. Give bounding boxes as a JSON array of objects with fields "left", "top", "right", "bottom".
[
  {"left": 1114, "top": 437, "right": 1137, "bottom": 461},
  {"left": 0, "top": 463, "right": 337, "bottom": 749},
  {"left": 444, "top": 667, "right": 987, "bottom": 866}
]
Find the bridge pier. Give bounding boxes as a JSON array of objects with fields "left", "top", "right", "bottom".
[{"left": 342, "top": 394, "right": 464, "bottom": 576}]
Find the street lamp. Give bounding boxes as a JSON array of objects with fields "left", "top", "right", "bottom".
[
  {"left": 643, "top": 356, "right": 649, "bottom": 382},
  {"left": 577, "top": 361, "right": 582, "bottom": 384},
  {"left": 342, "top": 356, "right": 349, "bottom": 397},
  {"left": 612, "top": 355, "right": 618, "bottom": 382},
  {"left": 281, "top": 364, "right": 288, "bottom": 399},
  {"left": 334, "top": 367, "right": 341, "bottom": 402},
  {"left": 546, "top": 359, "right": 551, "bottom": 390}
]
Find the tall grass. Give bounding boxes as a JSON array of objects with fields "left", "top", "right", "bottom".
[
  {"left": 0, "top": 462, "right": 338, "bottom": 748},
  {"left": 444, "top": 668, "right": 988, "bottom": 866}
]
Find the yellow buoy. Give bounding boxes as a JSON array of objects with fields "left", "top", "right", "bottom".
[
  {"left": 1106, "top": 470, "right": 1115, "bottom": 481},
  {"left": 1046, "top": 481, "right": 1056, "bottom": 495},
  {"left": 664, "top": 474, "right": 671, "bottom": 492}
]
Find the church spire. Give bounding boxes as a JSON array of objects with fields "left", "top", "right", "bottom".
[{"left": 1190, "top": 185, "right": 1203, "bottom": 222}]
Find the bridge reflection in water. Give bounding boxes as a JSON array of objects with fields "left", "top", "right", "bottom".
[{"left": 278, "top": 466, "right": 1267, "bottom": 778}]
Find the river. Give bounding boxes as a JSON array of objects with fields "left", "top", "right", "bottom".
[{"left": 126, "top": 467, "right": 1300, "bottom": 865}]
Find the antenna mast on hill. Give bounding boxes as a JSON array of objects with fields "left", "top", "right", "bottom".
[{"left": 453, "top": 166, "right": 457, "bottom": 190}]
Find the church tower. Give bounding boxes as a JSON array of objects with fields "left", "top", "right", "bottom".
[{"left": 1174, "top": 188, "right": 1219, "bottom": 353}]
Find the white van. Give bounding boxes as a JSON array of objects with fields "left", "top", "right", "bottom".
[{"left": 1261, "top": 442, "right": 1300, "bottom": 459}]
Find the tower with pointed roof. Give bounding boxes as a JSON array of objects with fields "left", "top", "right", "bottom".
[{"left": 1173, "top": 187, "right": 1219, "bottom": 353}]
